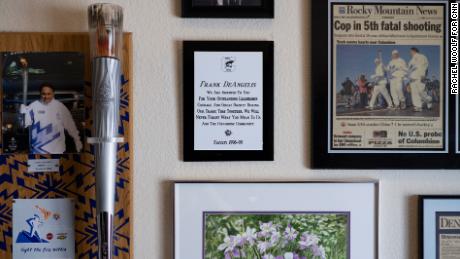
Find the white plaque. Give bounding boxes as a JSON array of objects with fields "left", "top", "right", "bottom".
[
  {"left": 27, "top": 159, "right": 60, "bottom": 173},
  {"left": 194, "top": 51, "right": 263, "bottom": 151}
]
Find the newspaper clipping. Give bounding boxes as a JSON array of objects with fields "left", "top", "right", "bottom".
[
  {"left": 437, "top": 213, "right": 460, "bottom": 259},
  {"left": 330, "top": 3, "right": 446, "bottom": 151}
]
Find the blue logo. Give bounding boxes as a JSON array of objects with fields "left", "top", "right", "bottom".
[
  {"left": 16, "top": 214, "right": 48, "bottom": 243},
  {"left": 339, "top": 7, "right": 346, "bottom": 14}
]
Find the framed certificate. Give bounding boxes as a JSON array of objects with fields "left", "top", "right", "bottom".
[
  {"left": 182, "top": 0, "right": 274, "bottom": 18},
  {"left": 183, "top": 41, "right": 274, "bottom": 161},
  {"left": 312, "top": 0, "right": 459, "bottom": 168},
  {"left": 419, "top": 196, "right": 460, "bottom": 259},
  {"left": 175, "top": 181, "right": 378, "bottom": 259}
]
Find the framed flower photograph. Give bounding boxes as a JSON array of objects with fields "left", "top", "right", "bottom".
[
  {"left": 182, "top": 0, "right": 274, "bottom": 18},
  {"left": 174, "top": 181, "right": 378, "bottom": 259},
  {"left": 419, "top": 195, "right": 460, "bottom": 259},
  {"left": 204, "top": 212, "right": 349, "bottom": 258}
]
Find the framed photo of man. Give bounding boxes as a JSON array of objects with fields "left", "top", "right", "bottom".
[
  {"left": 183, "top": 41, "right": 274, "bottom": 161},
  {"left": 182, "top": 0, "right": 274, "bottom": 18},
  {"left": 311, "top": 0, "right": 460, "bottom": 169},
  {"left": 0, "top": 52, "right": 85, "bottom": 154}
]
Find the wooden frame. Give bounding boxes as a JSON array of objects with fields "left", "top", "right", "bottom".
[
  {"left": 311, "top": 0, "right": 459, "bottom": 169},
  {"left": 0, "top": 32, "right": 133, "bottom": 259},
  {"left": 182, "top": 0, "right": 274, "bottom": 18},
  {"left": 183, "top": 41, "right": 274, "bottom": 161}
]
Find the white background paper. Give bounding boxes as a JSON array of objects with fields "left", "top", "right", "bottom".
[
  {"left": 13, "top": 199, "right": 75, "bottom": 259},
  {"left": 194, "top": 51, "right": 263, "bottom": 150}
]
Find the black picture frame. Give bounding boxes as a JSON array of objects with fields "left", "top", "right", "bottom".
[
  {"left": 311, "top": 0, "right": 459, "bottom": 169},
  {"left": 457, "top": 94, "right": 459, "bottom": 154},
  {"left": 182, "top": 0, "right": 274, "bottom": 18},
  {"left": 183, "top": 41, "right": 274, "bottom": 161},
  {"left": 418, "top": 195, "right": 460, "bottom": 259}
]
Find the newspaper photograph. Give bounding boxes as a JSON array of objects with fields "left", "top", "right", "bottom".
[
  {"left": 329, "top": 2, "right": 447, "bottom": 151},
  {"left": 437, "top": 212, "right": 460, "bottom": 259}
]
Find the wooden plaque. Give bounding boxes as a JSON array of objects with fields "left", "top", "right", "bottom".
[{"left": 0, "top": 32, "right": 133, "bottom": 259}]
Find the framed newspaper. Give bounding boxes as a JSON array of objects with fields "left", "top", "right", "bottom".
[
  {"left": 419, "top": 196, "right": 460, "bottom": 259},
  {"left": 312, "top": 0, "right": 460, "bottom": 168}
]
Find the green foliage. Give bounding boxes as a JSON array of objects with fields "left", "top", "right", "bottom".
[{"left": 204, "top": 213, "right": 348, "bottom": 259}]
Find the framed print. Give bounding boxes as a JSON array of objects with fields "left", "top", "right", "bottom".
[
  {"left": 312, "top": 0, "right": 460, "bottom": 169},
  {"left": 182, "top": 0, "right": 274, "bottom": 18},
  {"left": 174, "top": 181, "right": 379, "bottom": 259},
  {"left": 183, "top": 41, "right": 274, "bottom": 161},
  {"left": 419, "top": 196, "right": 460, "bottom": 259},
  {"left": 1, "top": 52, "right": 85, "bottom": 154}
]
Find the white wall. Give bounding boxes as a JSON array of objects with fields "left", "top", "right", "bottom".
[{"left": 0, "top": 0, "right": 458, "bottom": 258}]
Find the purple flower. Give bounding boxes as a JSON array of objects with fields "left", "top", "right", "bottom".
[
  {"left": 259, "top": 222, "right": 277, "bottom": 237},
  {"left": 257, "top": 240, "right": 272, "bottom": 254},
  {"left": 284, "top": 226, "right": 298, "bottom": 241},
  {"left": 270, "top": 231, "right": 281, "bottom": 245},
  {"left": 311, "top": 245, "right": 326, "bottom": 259},
  {"left": 218, "top": 236, "right": 237, "bottom": 253},
  {"left": 222, "top": 246, "right": 244, "bottom": 259},
  {"left": 235, "top": 234, "right": 245, "bottom": 246},
  {"left": 298, "top": 233, "right": 319, "bottom": 250},
  {"left": 242, "top": 227, "right": 257, "bottom": 245}
]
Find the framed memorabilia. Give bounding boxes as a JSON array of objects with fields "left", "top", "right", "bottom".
[
  {"left": 1, "top": 52, "right": 85, "bottom": 155},
  {"left": 182, "top": 0, "right": 274, "bottom": 18},
  {"left": 183, "top": 41, "right": 274, "bottom": 161},
  {"left": 0, "top": 33, "right": 133, "bottom": 259},
  {"left": 312, "top": 0, "right": 460, "bottom": 168},
  {"left": 419, "top": 195, "right": 460, "bottom": 259},
  {"left": 174, "top": 181, "right": 378, "bottom": 259}
]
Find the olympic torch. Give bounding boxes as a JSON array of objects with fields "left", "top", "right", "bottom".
[
  {"left": 20, "top": 57, "right": 28, "bottom": 128},
  {"left": 88, "top": 4, "right": 124, "bottom": 259}
]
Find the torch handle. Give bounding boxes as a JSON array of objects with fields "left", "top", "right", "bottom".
[
  {"left": 96, "top": 142, "right": 117, "bottom": 259},
  {"left": 91, "top": 57, "right": 121, "bottom": 259}
]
